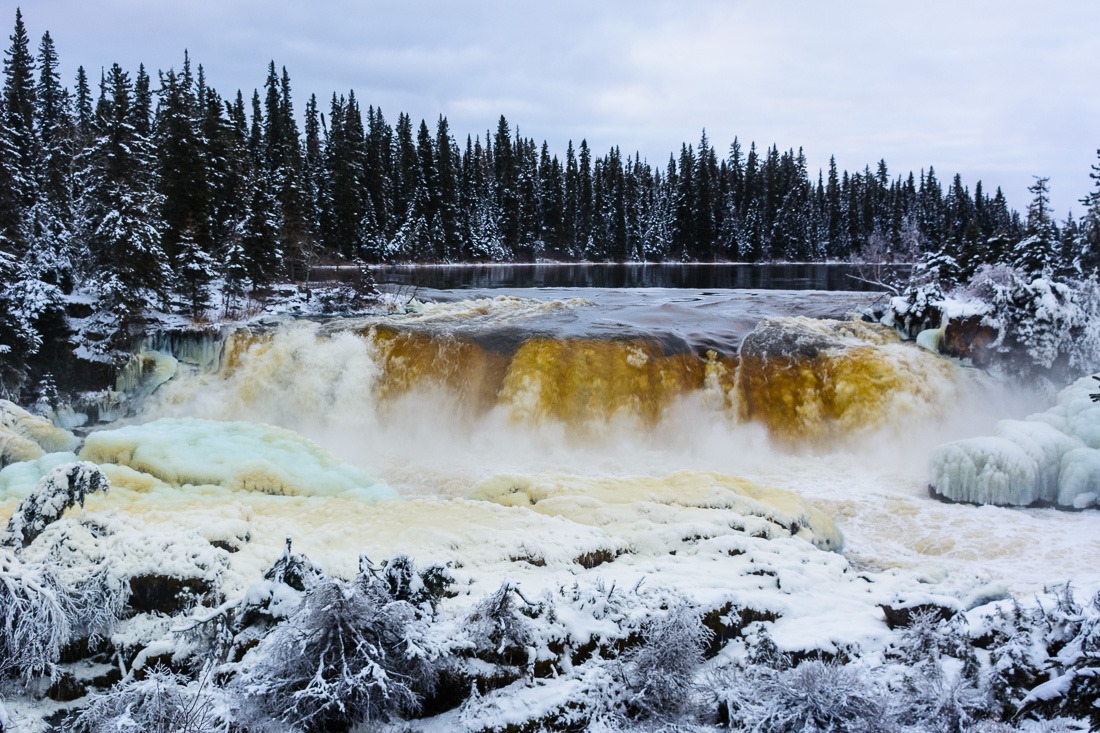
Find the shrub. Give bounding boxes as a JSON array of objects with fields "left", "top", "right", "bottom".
[
  {"left": 0, "top": 549, "right": 70, "bottom": 681},
  {"left": 623, "top": 600, "right": 712, "bottom": 720},
  {"left": 71, "top": 666, "right": 226, "bottom": 733},
  {"left": 714, "top": 658, "right": 895, "bottom": 733},
  {"left": 233, "top": 570, "right": 440, "bottom": 731}
]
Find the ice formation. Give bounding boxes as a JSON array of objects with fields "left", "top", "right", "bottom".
[
  {"left": 79, "top": 417, "right": 393, "bottom": 499},
  {"left": 0, "top": 399, "right": 79, "bottom": 467},
  {"left": 930, "top": 375, "right": 1100, "bottom": 508},
  {"left": 471, "top": 471, "right": 842, "bottom": 552}
]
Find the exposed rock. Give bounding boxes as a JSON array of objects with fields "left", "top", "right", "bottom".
[
  {"left": 44, "top": 671, "right": 86, "bottom": 702},
  {"left": 879, "top": 602, "right": 956, "bottom": 630},
  {"left": 128, "top": 575, "right": 216, "bottom": 616},
  {"left": 942, "top": 315, "right": 999, "bottom": 367},
  {"left": 701, "top": 602, "right": 782, "bottom": 658}
]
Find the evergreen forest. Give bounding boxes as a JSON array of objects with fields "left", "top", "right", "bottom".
[{"left": 0, "top": 8, "right": 1099, "bottom": 395}]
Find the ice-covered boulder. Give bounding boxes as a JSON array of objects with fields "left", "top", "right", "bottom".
[{"left": 930, "top": 375, "right": 1100, "bottom": 508}]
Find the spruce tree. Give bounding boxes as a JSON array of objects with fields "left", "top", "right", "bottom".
[
  {"left": 577, "top": 139, "right": 593, "bottom": 255},
  {"left": 694, "top": 131, "right": 717, "bottom": 260},
  {"left": 0, "top": 8, "right": 36, "bottom": 255},
  {"left": 1078, "top": 149, "right": 1100, "bottom": 277},
  {"left": 155, "top": 64, "right": 210, "bottom": 263},
  {"left": 1012, "top": 176, "right": 1060, "bottom": 277},
  {"left": 434, "top": 116, "right": 462, "bottom": 261}
]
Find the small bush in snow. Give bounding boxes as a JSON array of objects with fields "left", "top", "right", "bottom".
[
  {"left": 466, "top": 580, "right": 545, "bottom": 666},
  {"left": 623, "top": 600, "right": 712, "bottom": 720},
  {"left": 1010, "top": 586, "right": 1100, "bottom": 727},
  {"left": 71, "top": 666, "right": 226, "bottom": 733},
  {"left": 714, "top": 658, "right": 895, "bottom": 733},
  {"left": 888, "top": 282, "right": 945, "bottom": 339},
  {"left": 4, "top": 461, "right": 109, "bottom": 549},
  {"left": 372, "top": 553, "right": 454, "bottom": 616},
  {"left": 233, "top": 569, "right": 440, "bottom": 731}
]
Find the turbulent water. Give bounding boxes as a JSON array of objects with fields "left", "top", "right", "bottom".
[{"left": 90, "top": 287, "right": 1094, "bottom": 595}]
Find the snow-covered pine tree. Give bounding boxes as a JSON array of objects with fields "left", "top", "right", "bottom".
[
  {"left": 1012, "top": 176, "right": 1062, "bottom": 277},
  {"left": 1078, "top": 148, "right": 1100, "bottom": 276},
  {"left": 4, "top": 461, "right": 109, "bottom": 548},
  {"left": 173, "top": 226, "right": 216, "bottom": 316},
  {"left": 155, "top": 59, "right": 212, "bottom": 268}
]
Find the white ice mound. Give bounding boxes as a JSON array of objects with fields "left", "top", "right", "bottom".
[
  {"left": 930, "top": 375, "right": 1100, "bottom": 508},
  {"left": 80, "top": 417, "right": 393, "bottom": 499},
  {"left": 0, "top": 400, "right": 79, "bottom": 467},
  {"left": 471, "top": 470, "right": 842, "bottom": 552}
]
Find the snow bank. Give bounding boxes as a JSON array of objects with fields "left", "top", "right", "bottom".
[
  {"left": 930, "top": 375, "right": 1100, "bottom": 507},
  {"left": 79, "top": 417, "right": 393, "bottom": 499}
]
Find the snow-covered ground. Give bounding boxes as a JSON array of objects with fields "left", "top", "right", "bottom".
[{"left": 1, "top": 288, "right": 1098, "bottom": 731}]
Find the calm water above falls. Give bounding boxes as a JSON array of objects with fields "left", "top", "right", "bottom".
[{"left": 362, "top": 262, "right": 911, "bottom": 291}]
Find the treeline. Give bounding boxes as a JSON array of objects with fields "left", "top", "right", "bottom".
[{"left": 0, "top": 8, "right": 1099, "bottom": 389}]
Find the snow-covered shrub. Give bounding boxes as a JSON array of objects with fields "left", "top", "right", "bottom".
[
  {"left": 457, "top": 662, "right": 632, "bottom": 733},
  {"left": 233, "top": 571, "right": 439, "bottom": 731},
  {"left": 898, "top": 664, "right": 994, "bottom": 733},
  {"left": 4, "top": 461, "right": 109, "bottom": 548},
  {"left": 31, "top": 522, "right": 129, "bottom": 645},
  {"left": 466, "top": 581, "right": 547, "bottom": 667},
  {"left": 262, "top": 537, "right": 323, "bottom": 593},
  {"left": 894, "top": 608, "right": 974, "bottom": 666},
  {"left": 1013, "top": 586, "right": 1100, "bottom": 727},
  {"left": 623, "top": 600, "right": 712, "bottom": 720},
  {"left": 369, "top": 553, "right": 454, "bottom": 617},
  {"left": 887, "top": 282, "right": 945, "bottom": 339},
  {"left": 713, "top": 658, "right": 895, "bottom": 733},
  {"left": 0, "top": 549, "right": 70, "bottom": 682},
  {"left": 71, "top": 666, "right": 227, "bottom": 733}
]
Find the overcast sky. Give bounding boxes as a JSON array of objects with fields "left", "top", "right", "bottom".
[{"left": 15, "top": 0, "right": 1100, "bottom": 216}]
